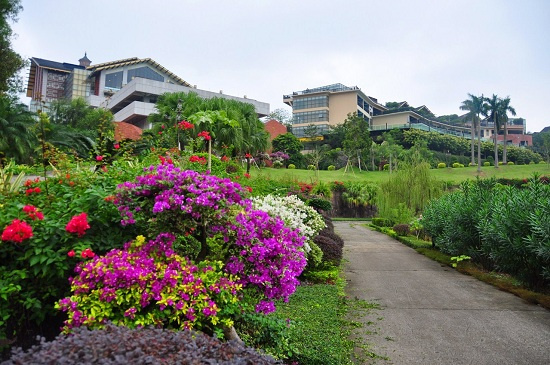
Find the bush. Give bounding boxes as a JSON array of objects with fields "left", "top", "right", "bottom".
[
  {"left": 507, "top": 161, "right": 514, "bottom": 165},
  {"left": 2, "top": 324, "right": 278, "bottom": 364},
  {"left": 484, "top": 161, "right": 491, "bottom": 166},
  {"left": 273, "top": 160, "right": 283, "bottom": 168},
  {"left": 313, "top": 235, "right": 343, "bottom": 265},
  {"left": 307, "top": 165, "right": 315, "bottom": 170},
  {"left": 327, "top": 165, "right": 335, "bottom": 171},
  {"left": 371, "top": 217, "right": 393, "bottom": 227},
  {"left": 318, "top": 227, "right": 344, "bottom": 248},
  {"left": 437, "top": 162, "right": 446, "bottom": 169},
  {"left": 452, "top": 162, "right": 461, "bottom": 168},
  {"left": 539, "top": 160, "right": 546, "bottom": 164},
  {"left": 468, "top": 162, "right": 475, "bottom": 167},
  {"left": 383, "top": 164, "right": 390, "bottom": 170},
  {"left": 393, "top": 224, "right": 410, "bottom": 236},
  {"left": 287, "top": 164, "right": 296, "bottom": 169},
  {"left": 307, "top": 198, "right": 332, "bottom": 212}
]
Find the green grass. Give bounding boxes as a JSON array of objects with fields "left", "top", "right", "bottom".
[
  {"left": 251, "top": 163, "right": 550, "bottom": 186},
  {"left": 273, "top": 275, "right": 383, "bottom": 364}
]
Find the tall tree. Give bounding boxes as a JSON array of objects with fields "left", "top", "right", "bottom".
[
  {"left": 483, "top": 94, "right": 502, "bottom": 168},
  {"left": 497, "top": 96, "right": 516, "bottom": 164},
  {"left": 0, "top": 94, "right": 36, "bottom": 164},
  {"left": 342, "top": 113, "right": 371, "bottom": 172},
  {"left": 460, "top": 94, "right": 484, "bottom": 172},
  {"left": 0, "top": 0, "right": 24, "bottom": 94}
]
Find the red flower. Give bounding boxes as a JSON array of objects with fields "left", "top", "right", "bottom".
[
  {"left": 67, "top": 250, "right": 75, "bottom": 257},
  {"left": 104, "top": 195, "right": 115, "bottom": 202},
  {"left": 189, "top": 155, "right": 206, "bottom": 164},
  {"left": 24, "top": 179, "right": 33, "bottom": 187},
  {"left": 96, "top": 155, "right": 104, "bottom": 161},
  {"left": 65, "top": 213, "right": 90, "bottom": 237},
  {"left": 244, "top": 173, "right": 251, "bottom": 179},
  {"left": 161, "top": 125, "right": 166, "bottom": 129},
  {"left": 114, "top": 144, "right": 120, "bottom": 149},
  {"left": 158, "top": 131, "right": 162, "bottom": 135},
  {"left": 23, "top": 205, "right": 44, "bottom": 220},
  {"left": 178, "top": 120, "right": 194, "bottom": 130},
  {"left": 1, "top": 219, "right": 33, "bottom": 243},
  {"left": 221, "top": 155, "right": 229, "bottom": 162},
  {"left": 198, "top": 131, "right": 211, "bottom": 141},
  {"left": 34, "top": 187, "right": 41, "bottom": 193},
  {"left": 101, "top": 166, "right": 108, "bottom": 173},
  {"left": 245, "top": 153, "right": 252, "bottom": 159},
  {"left": 245, "top": 186, "right": 253, "bottom": 193},
  {"left": 81, "top": 248, "right": 95, "bottom": 258},
  {"left": 66, "top": 174, "right": 71, "bottom": 179}
]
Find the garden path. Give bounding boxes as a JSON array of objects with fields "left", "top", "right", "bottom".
[{"left": 335, "top": 221, "right": 550, "bottom": 365}]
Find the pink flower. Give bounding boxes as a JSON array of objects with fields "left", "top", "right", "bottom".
[
  {"left": 81, "top": 248, "right": 95, "bottom": 258},
  {"left": 178, "top": 120, "right": 194, "bottom": 130},
  {"left": 114, "top": 144, "right": 120, "bottom": 149},
  {"left": 96, "top": 155, "right": 104, "bottom": 161},
  {"left": 1, "top": 219, "right": 33, "bottom": 243},
  {"left": 68, "top": 250, "right": 75, "bottom": 257},
  {"left": 66, "top": 213, "right": 90, "bottom": 237},
  {"left": 22, "top": 205, "right": 44, "bottom": 220},
  {"left": 197, "top": 131, "right": 211, "bottom": 141}
]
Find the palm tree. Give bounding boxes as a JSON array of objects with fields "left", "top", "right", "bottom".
[
  {"left": 497, "top": 96, "right": 516, "bottom": 164},
  {"left": 0, "top": 95, "right": 37, "bottom": 165},
  {"left": 460, "top": 94, "right": 484, "bottom": 172},
  {"left": 483, "top": 94, "right": 501, "bottom": 168}
]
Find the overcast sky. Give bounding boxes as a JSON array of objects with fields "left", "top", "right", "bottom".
[{"left": 11, "top": 0, "right": 550, "bottom": 132}]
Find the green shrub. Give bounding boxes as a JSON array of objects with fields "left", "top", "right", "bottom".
[
  {"left": 288, "top": 164, "right": 296, "bottom": 169},
  {"left": 539, "top": 160, "right": 546, "bottom": 164},
  {"left": 307, "top": 164, "right": 315, "bottom": 170},
  {"left": 393, "top": 224, "right": 410, "bottom": 236},
  {"left": 371, "top": 217, "right": 393, "bottom": 227},
  {"left": 468, "top": 162, "right": 475, "bottom": 167},
  {"left": 273, "top": 160, "right": 283, "bottom": 168},
  {"left": 307, "top": 198, "right": 332, "bottom": 212},
  {"left": 437, "top": 162, "right": 446, "bottom": 169},
  {"left": 383, "top": 164, "right": 390, "bottom": 170},
  {"left": 311, "top": 181, "right": 332, "bottom": 198},
  {"left": 507, "top": 161, "right": 514, "bottom": 165},
  {"left": 452, "top": 162, "right": 461, "bottom": 168},
  {"left": 327, "top": 165, "right": 335, "bottom": 171},
  {"left": 529, "top": 161, "right": 535, "bottom": 164},
  {"left": 483, "top": 161, "right": 491, "bottom": 166}
]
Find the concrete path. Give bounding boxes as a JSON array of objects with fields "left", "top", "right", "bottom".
[{"left": 335, "top": 221, "right": 550, "bottom": 365}]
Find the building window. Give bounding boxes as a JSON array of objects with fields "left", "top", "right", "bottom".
[
  {"left": 293, "top": 110, "right": 328, "bottom": 124},
  {"left": 127, "top": 66, "right": 164, "bottom": 83},
  {"left": 293, "top": 95, "right": 328, "bottom": 110},
  {"left": 292, "top": 124, "right": 329, "bottom": 138},
  {"left": 105, "top": 71, "right": 123, "bottom": 89}
]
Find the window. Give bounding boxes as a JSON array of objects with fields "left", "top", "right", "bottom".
[
  {"left": 292, "top": 124, "right": 329, "bottom": 138},
  {"left": 293, "top": 95, "right": 328, "bottom": 110},
  {"left": 127, "top": 66, "right": 164, "bottom": 83},
  {"left": 293, "top": 110, "right": 328, "bottom": 124},
  {"left": 105, "top": 71, "right": 123, "bottom": 89}
]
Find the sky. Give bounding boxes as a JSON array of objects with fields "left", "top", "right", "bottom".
[{"left": 10, "top": 0, "right": 550, "bottom": 132}]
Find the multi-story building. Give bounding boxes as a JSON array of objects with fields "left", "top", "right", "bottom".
[
  {"left": 26, "top": 54, "right": 269, "bottom": 130},
  {"left": 284, "top": 83, "right": 531, "bottom": 146}
]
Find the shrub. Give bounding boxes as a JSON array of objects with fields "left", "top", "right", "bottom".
[
  {"left": 287, "top": 164, "right": 296, "bottom": 169},
  {"left": 393, "top": 224, "right": 410, "bottom": 236},
  {"left": 2, "top": 324, "right": 278, "bottom": 364},
  {"left": 313, "top": 235, "right": 343, "bottom": 266},
  {"left": 273, "top": 160, "right": 283, "bottom": 168},
  {"left": 452, "top": 162, "right": 461, "bottom": 168},
  {"left": 311, "top": 181, "right": 332, "bottom": 198},
  {"left": 529, "top": 161, "right": 535, "bottom": 165},
  {"left": 539, "top": 160, "right": 546, "bottom": 164},
  {"left": 483, "top": 161, "right": 491, "bottom": 166},
  {"left": 468, "top": 162, "right": 475, "bottom": 167},
  {"left": 437, "top": 162, "right": 446, "bottom": 169},
  {"left": 307, "top": 198, "right": 332, "bottom": 212},
  {"left": 327, "top": 165, "right": 335, "bottom": 171},
  {"left": 307, "top": 165, "right": 315, "bottom": 170},
  {"left": 383, "top": 164, "right": 390, "bottom": 170},
  {"left": 371, "top": 217, "right": 393, "bottom": 227},
  {"left": 507, "top": 161, "right": 514, "bottom": 165},
  {"left": 318, "top": 227, "right": 344, "bottom": 248}
]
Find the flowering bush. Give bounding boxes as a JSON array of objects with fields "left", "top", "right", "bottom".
[
  {"left": 65, "top": 213, "right": 90, "bottom": 237},
  {"left": 252, "top": 194, "right": 326, "bottom": 253},
  {"left": 1, "top": 219, "right": 33, "bottom": 243},
  {"left": 57, "top": 233, "right": 242, "bottom": 335}
]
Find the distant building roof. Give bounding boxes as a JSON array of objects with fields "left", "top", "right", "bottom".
[
  {"left": 30, "top": 57, "right": 85, "bottom": 72},
  {"left": 114, "top": 121, "right": 143, "bottom": 141},
  {"left": 87, "top": 57, "right": 191, "bottom": 87}
]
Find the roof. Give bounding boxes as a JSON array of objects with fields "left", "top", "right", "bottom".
[
  {"left": 30, "top": 57, "right": 85, "bottom": 72},
  {"left": 114, "top": 121, "right": 143, "bottom": 141},
  {"left": 87, "top": 57, "right": 191, "bottom": 87}
]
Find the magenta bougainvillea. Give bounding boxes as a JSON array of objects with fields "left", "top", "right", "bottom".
[{"left": 1, "top": 219, "right": 33, "bottom": 243}]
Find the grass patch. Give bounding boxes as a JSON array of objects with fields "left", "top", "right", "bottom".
[
  {"left": 273, "top": 274, "right": 384, "bottom": 364},
  {"left": 368, "top": 224, "right": 550, "bottom": 310}
]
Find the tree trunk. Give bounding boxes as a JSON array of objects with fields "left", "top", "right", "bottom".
[
  {"left": 223, "top": 326, "right": 244, "bottom": 345},
  {"left": 477, "top": 116, "right": 482, "bottom": 173},
  {"left": 207, "top": 139, "right": 212, "bottom": 171},
  {"left": 470, "top": 121, "right": 475, "bottom": 166},
  {"left": 503, "top": 122, "right": 508, "bottom": 164},
  {"left": 494, "top": 116, "right": 499, "bottom": 168}
]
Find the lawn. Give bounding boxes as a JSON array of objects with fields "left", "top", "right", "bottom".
[{"left": 251, "top": 163, "right": 550, "bottom": 185}]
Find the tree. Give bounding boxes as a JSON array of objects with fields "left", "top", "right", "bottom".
[
  {"left": 0, "top": 0, "right": 25, "bottom": 94},
  {"left": 271, "top": 133, "right": 303, "bottom": 167},
  {"left": 483, "top": 94, "right": 502, "bottom": 168},
  {"left": 342, "top": 113, "right": 371, "bottom": 172},
  {"left": 460, "top": 94, "right": 484, "bottom": 171},
  {"left": 267, "top": 108, "right": 292, "bottom": 125},
  {"left": 0, "top": 94, "right": 36, "bottom": 164},
  {"left": 497, "top": 96, "right": 516, "bottom": 164}
]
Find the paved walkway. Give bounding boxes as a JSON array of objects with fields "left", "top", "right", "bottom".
[{"left": 335, "top": 221, "right": 550, "bottom": 365}]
